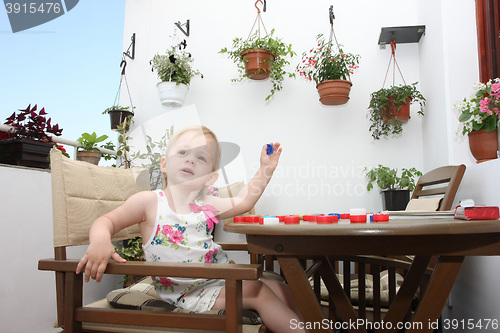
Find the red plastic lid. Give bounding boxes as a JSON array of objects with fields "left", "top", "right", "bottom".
[
  {"left": 244, "top": 216, "right": 260, "bottom": 223},
  {"left": 233, "top": 216, "right": 245, "bottom": 223},
  {"left": 373, "top": 214, "right": 389, "bottom": 222},
  {"left": 284, "top": 216, "right": 300, "bottom": 224},
  {"left": 316, "top": 215, "right": 338, "bottom": 224},
  {"left": 303, "top": 215, "right": 317, "bottom": 222},
  {"left": 277, "top": 215, "right": 286, "bottom": 222},
  {"left": 350, "top": 214, "right": 367, "bottom": 223},
  {"left": 340, "top": 214, "right": 350, "bottom": 219}
]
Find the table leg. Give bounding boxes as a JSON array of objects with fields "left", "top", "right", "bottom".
[
  {"left": 277, "top": 256, "right": 332, "bottom": 333},
  {"left": 407, "top": 256, "right": 464, "bottom": 333},
  {"left": 378, "top": 255, "right": 431, "bottom": 333}
]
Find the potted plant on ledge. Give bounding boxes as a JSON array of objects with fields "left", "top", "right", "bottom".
[
  {"left": 76, "top": 132, "right": 109, "bottom": 165},
  {"left": 456, "top": 78, "right": 499, "bottom": 163},
  {"left": 297, "top": 34, "right": 360, "bottom": 106},
  {"left": 368, "top": 83, "right": 426, "bottom": 139},
  {"left": 365, "top": 165, "right": 422, "bottom": 211},
  {"left": 0, "top": 104, "right": 63, "bottom": 169},
  {"left": 220, "top": 29, "right": 295, "bottom": 101},
  {"left": 151, "top": 44, "right": 202, "bottom": 107}
]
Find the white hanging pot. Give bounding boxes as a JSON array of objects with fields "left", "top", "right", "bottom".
[{"left": 157, "top": 81, "right": 189, "bottom": 107}]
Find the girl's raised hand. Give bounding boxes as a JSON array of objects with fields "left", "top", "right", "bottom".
[{"left": 260, "top": 142, "right": 282, "bottom": 171}]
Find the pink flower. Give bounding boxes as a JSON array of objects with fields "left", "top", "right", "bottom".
[
  {"left": 155, "top": 225, "right": 161, "bottom": 236},
  {"left": 479, "top": 98, "right": 493, "bottom": 115},
  {"left": 162, "top": 225, "right": 173, "bottom": 235},
  {"left": 158, "top": 277, "right": 175, "bottom": 287},
  {"left": 491, "top": 83, "right": 500, "bottom": 98},
  {"left": 204, "top": 248, "right": 219, "bottom": 263},
  {"left": 168, "top": 230, "right": 184, "bottom": 244}
]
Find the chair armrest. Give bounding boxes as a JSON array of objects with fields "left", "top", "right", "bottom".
[
  {"left": 38, "top": 259, "right": 263, "bottom": 280},
  {"left": 218, "top": 242, "right": 248, "bottom": 252}
]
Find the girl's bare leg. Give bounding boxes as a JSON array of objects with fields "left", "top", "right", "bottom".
[{"left": 212, "top": 279, "right": 307, "bottom": 333}]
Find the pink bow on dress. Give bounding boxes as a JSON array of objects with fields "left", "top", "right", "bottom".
[{"left": 189, "top": 203, "right": 220, "bottom": 230}]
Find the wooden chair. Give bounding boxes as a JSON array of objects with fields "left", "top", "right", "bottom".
[
  {"left": 38, "top": 148, "right": 264, "bottom": 333},
  {"left": 315, "top": 165, "right": 467, "bottom": 325},
  {"left": 409, "top": 164, "right": 466, "bottom": 211}
]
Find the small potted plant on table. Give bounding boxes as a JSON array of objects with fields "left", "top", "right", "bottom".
[
  {"left": 76, "top": 132, "right": 109, "bottom": 165},
  {"left": 151, "top": 44, "right": 202, "bottom": 107},
  {"left": 368, "top": 83, "right": 426, "bottom": 139},
  {"left": 0, "top": 104, "right": 63, "bottom": 169},
  {"left": 220, "top": 29, "right": 295, "bottom": 101},
  {"left": 365, "top": 165, "right": 422, "bottom": 211},
  {"left": 456, "top": 78, "right": 499, "bottom": 163},
  {"left": 297, "top": 34, "right": 360, "bottom": 106}
]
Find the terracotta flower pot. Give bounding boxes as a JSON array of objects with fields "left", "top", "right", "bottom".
[
  {"left": 316, "top": 79, "right": 353, "bottom": 106},
  {"left": 468, "top": 128, "right": 498, "bottom": 163},
  {"left": 382, "top": 97, "right": 411, "bottom": 124},
  {"left": 77, "top": 150, "right": 102, "bottom": 165},
  {"left": 241, "top": 49, "right": 275, "bottom": 80}
]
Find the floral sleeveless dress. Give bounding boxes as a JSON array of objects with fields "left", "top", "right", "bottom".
[{"left": 142, "top": 190, "right": 231, "bottom": 312}]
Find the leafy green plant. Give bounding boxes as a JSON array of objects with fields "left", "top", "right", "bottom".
[
  {"left": 297, "top": 34, "right": 360, "bottom": 84},
  {"left": 219, "top": 29, "right": 296, "bottom": 100},
  {"left": 102, "top": 105, "right": 133, "bottom": 115},
  {"left": 456, "top": 78, "right": 500, "bottom": 135},
  {"left": 130, "top": 127, "right": 173, "bottom": 190},
  {"left": 151, "top": 45, "right": 201, "bottom": 85},
  {"left": 77, "top": 132, "right": 109, "bottom": 152},
  {"left": 114, "top": 236, "right": 144, "bottom": 287},
  {"left": 365, "top": 165, "right": 422, "bottom": 192},
  {"left": 368, "top": 83, "right": 426, "bottom": 139}
]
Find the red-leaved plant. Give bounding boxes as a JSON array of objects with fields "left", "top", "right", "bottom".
[{"left": 1, "top": 104, "right": 63, "bottom": 142}]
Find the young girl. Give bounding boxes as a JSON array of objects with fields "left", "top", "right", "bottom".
[{"left": 76, "top": 125, "right": 307, "bottom": 333}]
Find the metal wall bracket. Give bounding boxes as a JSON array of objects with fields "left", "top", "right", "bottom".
[
  {"left": 123, "top": 33, "right": 136, "bottom": 60},
  {"left": 175, "top": 19, "right": 190, "bottom": 37}
]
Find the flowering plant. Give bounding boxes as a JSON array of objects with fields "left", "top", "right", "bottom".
[
  {"left": 297, "top": 34, "right": 360, "bottom": 84},
  {"left": 151, "top": 45, "right": 201, "bottom": 85},
  {"left": 0, "top": 104, "right": 63, "bottom": 142},
  {"left": 456, "top": 78, "right": 500, "bottom": 135}
]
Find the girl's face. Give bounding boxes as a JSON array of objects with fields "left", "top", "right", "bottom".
[{"left": 161, "top": 132, "right": 219, "bottom": 188}]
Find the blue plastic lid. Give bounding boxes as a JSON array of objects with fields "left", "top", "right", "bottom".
[{"left": 266, "top": 144, "right": 274, "bottom": 155}]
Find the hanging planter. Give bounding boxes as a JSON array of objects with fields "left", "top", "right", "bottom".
[
  {"left": 103, "top": 106, "right": 134, "bottom": 131},
  {"left": 157, "top": 81, "right": 189, "bottom": 107},
  {"left": 241, "top": 49, "right": 274, "bottom": 80},
  {"left": 456, "top": 77, "right": 500, "bottom": 163},
  {"left": 219, "top": 1, "right": 295, "bottom": 101},
  {"left": 468, "top": 129, "right": 498, "bottom": 163},
  {"left": 151, "top": 43, "right": 201, "bottom": 107},
  {"left": 367, "top": 41, "right": 425, "bottom": 139},
  {"left": 316, "top": 79, "right": 353, "bottom": 106}
]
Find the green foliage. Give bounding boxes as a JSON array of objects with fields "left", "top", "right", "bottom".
[
  {"left": 297, "top": 34, "right": 360, "bottom": 84},
  {"left": 77, "top": 132, "right": 109, "bottom": 152},
  {"left": 456, "top": 78, "right": 500, "bottom": 135},
  {"left": 368, "top": 83, "right": 426, "bottom": 139},
  {"left": 102, "top": 105, "right": 133, "bottom": 115},
  {"left": 365, "top": 165, "right": 422, "bottom": 192},
  {"left": 219, "top": 29, "right": 296, "bottom": 100},
  {"left": 130, "top": 126, "right": 173, "bottom": 190},
  {"left": 114, "top": 236, "right": 144, "bottom": 262},
  {"left": 151, "top": 45, "right": 201, "bottom": 85}
]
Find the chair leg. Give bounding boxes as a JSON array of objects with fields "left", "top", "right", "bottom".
[
  {"left": 224, "top": 279, "right": 243, "bottom": 333},
  {"left": 64, "top": 272, "right": 83, "bottom": 333}
]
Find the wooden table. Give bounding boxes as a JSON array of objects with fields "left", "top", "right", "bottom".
[{"left": 224, "top": 218, "right": 500, "bottom": 333}]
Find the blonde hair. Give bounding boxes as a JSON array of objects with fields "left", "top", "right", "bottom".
[{"left": 163, "top": 125, "right": 221, "bottom": 187}]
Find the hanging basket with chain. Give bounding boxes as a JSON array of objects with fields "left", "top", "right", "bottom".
[
  {"left": 219, "top": 0, "right": 295, "bottom": 101},
  {"left": 297, "top": 6, "right": 360, "bottom": 106}
]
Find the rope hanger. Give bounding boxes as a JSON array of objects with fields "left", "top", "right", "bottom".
[
  {"left": 247, "top": 0, "right": 268, "bottom": 40},
  {"left": 382, "top": 40, "right": 407, "bottom": 88},
  {"left": 328, "top": 5, "right": 351, "bottom": 82}
]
